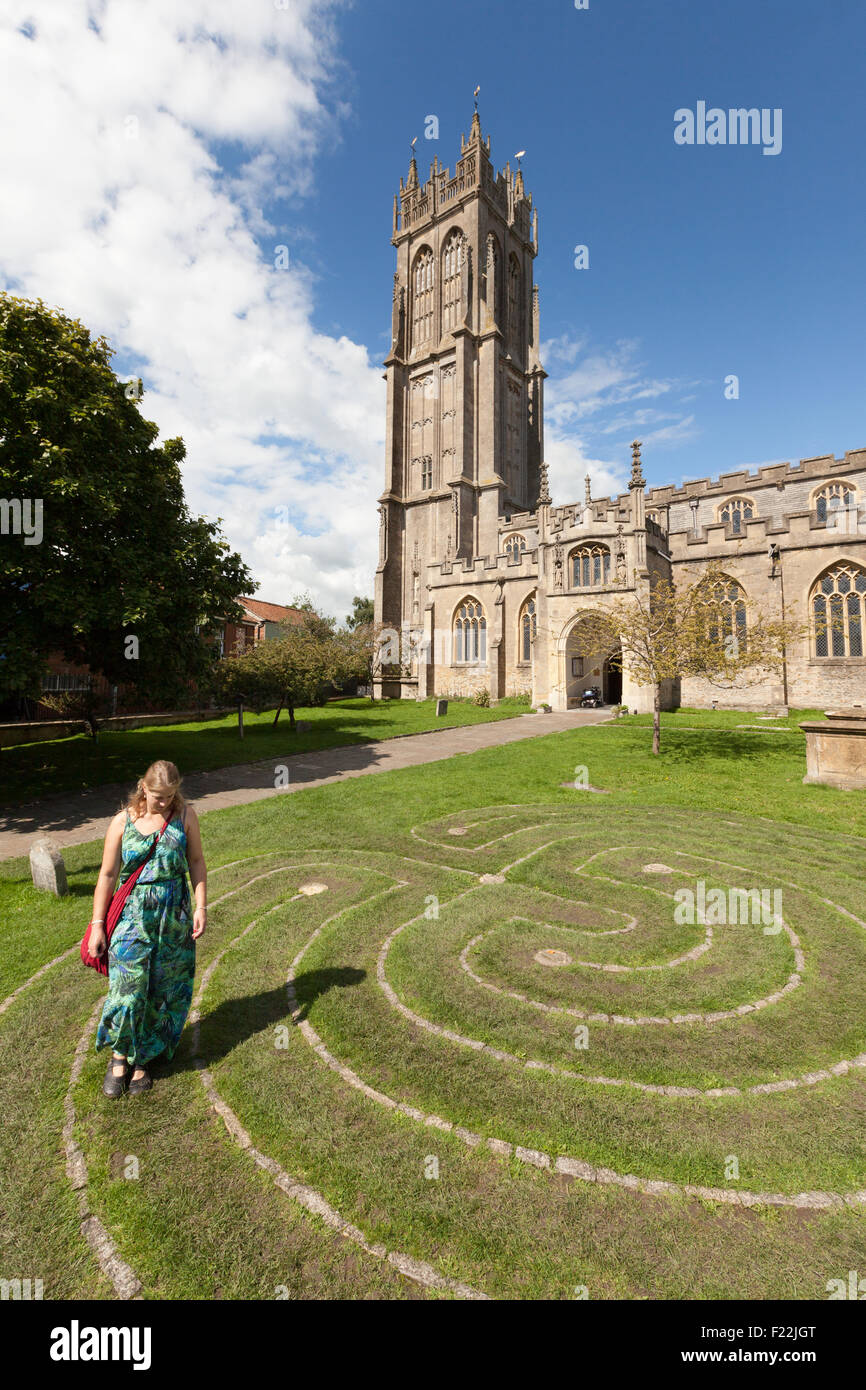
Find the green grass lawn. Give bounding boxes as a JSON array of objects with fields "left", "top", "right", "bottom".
[
  {"left": 0, "top": 695, "right": 529, "bottom": 803},
  {"left": 624, "top": 706, "right": 828, "bottom": 731},
  {"left": 2, "top": 717, "right": 865, "bottom": 1300}
]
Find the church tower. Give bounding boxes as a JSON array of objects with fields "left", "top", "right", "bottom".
[{"left": 375, "top": 110, "right": 546, "bottom": 654}]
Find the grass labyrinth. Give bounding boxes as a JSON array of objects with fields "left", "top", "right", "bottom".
[{"left": 8, "top": 795, "right": 863, "bottom": 1301}]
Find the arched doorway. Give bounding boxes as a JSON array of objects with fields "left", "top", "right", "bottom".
[
  {"left": 603, "top": 647, "right": 622, "bottom": 704},
  {"left": 564, "top": 621, "right": 622, "bottom": 707}
]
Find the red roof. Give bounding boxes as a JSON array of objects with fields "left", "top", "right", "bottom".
[{"left": 240, "top": 598, "right": 305, "bottom": 626}]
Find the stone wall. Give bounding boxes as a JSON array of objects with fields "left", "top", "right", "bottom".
[{"left": 0, "top": 707, "right": 236, "bottom": 749}]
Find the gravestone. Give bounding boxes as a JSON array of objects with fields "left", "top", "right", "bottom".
[
  {"left": 435, "top": 699, "right": 448, "bottom": 717},
  {"left": 30, "top": 839, "right": 68, "bottom": 896}
]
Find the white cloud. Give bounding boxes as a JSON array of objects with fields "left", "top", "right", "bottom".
[
  {"left": 540, "top": 334, "right": 701, "bottom": 501},
  {"left": 0, "top": 0, "right": 383, "bottom": 622}
]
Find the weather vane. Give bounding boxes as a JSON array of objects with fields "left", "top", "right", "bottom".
[
  {"left": 409, "top": 134, "right": 417, "bottom": 159},
  {"left": 515, "top": 149, "right": 526, "bottom": 167},
  {"left": 474, "top": 84, "right": 481, "bottom": 111}
]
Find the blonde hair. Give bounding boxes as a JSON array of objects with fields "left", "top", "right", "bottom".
[{"left": 125, "top": 760, "right": 186, "bottom": 822}]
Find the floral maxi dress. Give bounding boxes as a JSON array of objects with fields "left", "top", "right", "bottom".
[{"left": 95, "top": 812, "right": 196, "bottom": 1066}]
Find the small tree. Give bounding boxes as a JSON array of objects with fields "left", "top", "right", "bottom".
[
  {"left": 216, "top": 605, "right": 356, "bottom": 731},
  {"left": 570, "top": 562, "right": 807, "bottom": 755}
]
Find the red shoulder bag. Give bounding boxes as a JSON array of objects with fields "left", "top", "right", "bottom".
[{"left": 80, "top": 817, "right": 170, "bottom": 975}]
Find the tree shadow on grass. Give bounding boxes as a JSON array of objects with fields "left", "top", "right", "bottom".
[
  {"left": 164, "top": 966, "right": 366, "bottom": 1074},
  {"left": 621, "top": 729, "right": 803, "bottom": 765},
  {"left": 0, "top": 734, "right": 393, "bottom": 844}
]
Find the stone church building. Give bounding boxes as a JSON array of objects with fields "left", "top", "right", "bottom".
[{"left": 374, "top": 112, "right": 866, "bottom": 712}]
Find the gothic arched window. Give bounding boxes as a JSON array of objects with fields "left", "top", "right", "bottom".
[
  {"left": 811, "top": 563, "right": 866, "bottom": 658},
  {"left": 411, "top": 247, "right": 435, "bottom": 349},
  {"left": 704, "top": 577, "right": 749, "bottom": 653},
  {"left": 504, "top": 534, "right": 526, "bottom": 562},
  {"left": 442, "top": 231, "right": 464, "bottom": 333},
  {"left": 813, "top": 482, "right": 855, "bottom": 525},
  {"left": 718, "top": 497, "right": 755, "bottom": 535},
  {"left": 519, "top": 594, "right": 537, "bottom": 663},
  {"left": 453, "top": 598, "right": 487, "bottom": 664},
  {"left": 571, "top": 544, "right": 611, "bottom": 588}
]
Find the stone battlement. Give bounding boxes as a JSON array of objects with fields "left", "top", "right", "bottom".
[
  {"left": 429, "top": 547, "right": 539, "bottom": 585},
  {"left": 560, "top": 449, "right": 866, "bottom": 515}
]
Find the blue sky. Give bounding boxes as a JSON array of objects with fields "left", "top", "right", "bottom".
[
  {"left": 309, "top": 0, "right": 865, "bottom": 485},
  {"left": 1, "top": 0, "right": 863, "bottom": 614}
]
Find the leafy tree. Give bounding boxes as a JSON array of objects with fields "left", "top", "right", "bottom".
[
  {"left": 0, "top": 293, "right": 254, "bottom": 704},
  {"left": 216, "top": 605, "right": 358, "bottom": 731},
  {"left": 569, "top": 562, "right": 806, "bottom": 755},
  {"left": 346, "top": 595, "right": 374, "bottom": 629}
]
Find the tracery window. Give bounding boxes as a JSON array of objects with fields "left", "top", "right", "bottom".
[
  {"left": 420, "top": 456, "right": 432, "bottom": 491},
  {"left": 814, "top": 482, "right": 855, "bottom": 525},
  {"left": 411, "top": 248, "right": 435, "bottom": 349},
  {"left": 811, "top": 564, "right": 866, "bottom": 658},
  {"left": 719, "top": 498, "right": 755, "bottom": 535},
  {"left": 705, "top": 578, "right": 748, "bottom": 653},
  {"left": 504, "top": 534, "right": 526, "bottom": 562},
  {"left": 453, "top": 598, "right": 487, "bottom": 664},
  {"left": 442, "top": 232, "right": 464, "bottom": 333},
  {"left": 519, "top": 594, "right": 537, "bottom": 663},
  {"left": 571, "top": 544, "right": 611, "bottom": 588}
]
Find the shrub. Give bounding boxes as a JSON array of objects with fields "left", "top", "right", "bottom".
[{"left": 473, "top": 688, "right": 491, "bottom": 707}]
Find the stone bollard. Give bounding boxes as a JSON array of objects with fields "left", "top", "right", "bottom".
[
  {"left": 30, "top": 838, "right": 69, "bottom": 896},
  {"left": 435, "top": 699, "right": 448, "bottom": 717}
]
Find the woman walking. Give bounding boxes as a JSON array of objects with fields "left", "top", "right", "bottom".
[{"left": 87, "top": 760, "right": 207, "bottom": 1097}]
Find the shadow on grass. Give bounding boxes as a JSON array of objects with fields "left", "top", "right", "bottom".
[
  {"left": 617, "top": 728, "right": 804, "bottom": 764},
  {"left": 0, "top": 736, "right": 391, "bottom": 842},
  {"left": 165, "top": 966, "right": 366, "bottom": 1073}
]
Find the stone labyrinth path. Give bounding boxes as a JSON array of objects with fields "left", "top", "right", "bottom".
[{"left": 11, "top": 805, "right": 866, "bottom": 1299}]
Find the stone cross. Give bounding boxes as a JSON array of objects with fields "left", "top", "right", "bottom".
[{"left": 30, "top": 838, "right": 69, "bottom": 896}]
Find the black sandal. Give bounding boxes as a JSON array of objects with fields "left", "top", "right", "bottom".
[
  {"left": 102, "top": 1054, "right": 129, "bottom": 1098},
  {"left": 127, "top": 1067, "right": 152, "bottom": 1095}
]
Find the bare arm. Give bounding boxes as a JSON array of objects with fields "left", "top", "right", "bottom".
[
  {"left": 88, "top": 812, "right": 126, "bottom": 955},
  {"left": 184, "top": 807, "right": 208, "bottom": 938}
]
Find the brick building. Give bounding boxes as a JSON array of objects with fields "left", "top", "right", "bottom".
[{"left": 220, "top": 598, "right": 304, "bottom": 658}]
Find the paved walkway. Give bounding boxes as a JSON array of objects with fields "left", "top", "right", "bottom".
[{"left": 0, "top": 710, "right": 611, "bottom": 861}]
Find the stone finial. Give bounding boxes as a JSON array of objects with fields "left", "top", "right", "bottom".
[
  {"left": 585, "top": 474, "right": 592, "bottom": 507},
  {"left": 538, "top": 461, "right": 551, "bottom": 506},
  {"left": 630, "top": 439, "right": 645, "bottom": 488},
  {"left": 30, "top": 838, "right": 68, "bottom": 896}
]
